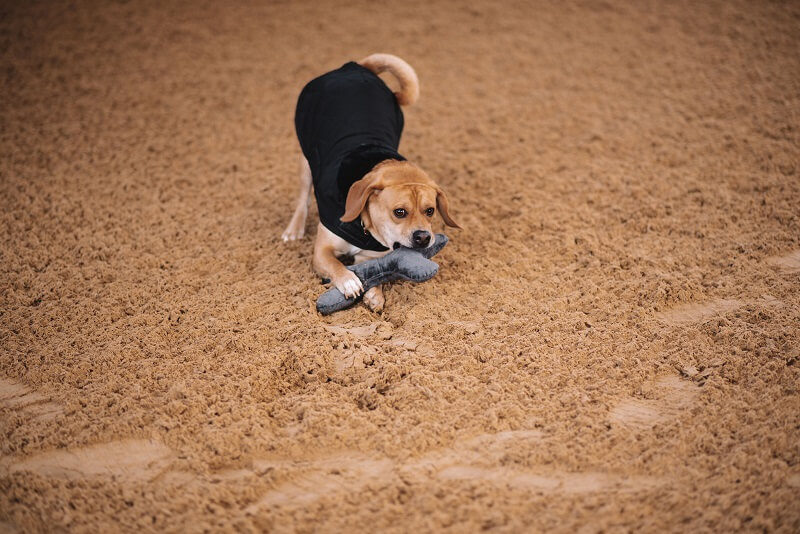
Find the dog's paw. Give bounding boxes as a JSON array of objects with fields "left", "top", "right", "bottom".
[
  {"left": 333, "top": 270, "right": 364, "bottom": 299},
  {"left": 281, "top": 222, "right": 305, "bottom": 242},
  {"left": 363, "top": 286, "right": 385, "bottom": 313}
]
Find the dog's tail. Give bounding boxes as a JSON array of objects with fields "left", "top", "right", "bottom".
[{"left": 359, "top": 53, "right": 419, "bottom": 106}]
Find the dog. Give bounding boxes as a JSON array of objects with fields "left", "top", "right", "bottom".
[{"left": 282, "top": 53, "right": 460, "bottom": 312}]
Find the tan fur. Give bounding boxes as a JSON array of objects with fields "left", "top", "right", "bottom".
[
  {"left": 281, "top": 155, "right": 312, "bottom": 242},
  {"left": 282, "top": 55, "right": 458, "bottom": 311},
  {"left": 358, "top": 53, "right": 419, "bottom": 106}
]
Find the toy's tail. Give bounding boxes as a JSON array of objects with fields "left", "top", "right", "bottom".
[{"left": 359, "top": 53, "right": 419, "bottom": 106}]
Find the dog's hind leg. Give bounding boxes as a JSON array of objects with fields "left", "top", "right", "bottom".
[{"left": 282, "top": 155, "right": 312, "bottom": 241}]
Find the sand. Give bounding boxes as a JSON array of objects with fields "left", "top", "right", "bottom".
[{"left": 1, "top": 0, "right": 799, "bottom": 532}]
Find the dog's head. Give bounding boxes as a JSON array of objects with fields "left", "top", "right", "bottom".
[{"left": 340, "top": 160, "right": 460, "bottom": 250}]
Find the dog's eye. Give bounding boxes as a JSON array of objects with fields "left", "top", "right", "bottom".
[
  {"left": 393, "top": 208, "right": 407, "bottom": 218},
  {"left": 425, "top": 207, "right": 435, "bottom": 217}
]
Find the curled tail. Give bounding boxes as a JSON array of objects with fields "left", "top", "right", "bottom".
[{"left": 359, "top": 53, "right": 419, "bottom": 106}]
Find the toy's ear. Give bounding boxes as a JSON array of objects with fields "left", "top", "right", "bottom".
[
  {"left": 436, "top": 187, "right": 461, "bottom": 229},
  {"left": 341, "top": 168, "right": 384, "bottom": 222}
]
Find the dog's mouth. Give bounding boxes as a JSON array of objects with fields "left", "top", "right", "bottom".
[{"left": 393, "top": 242, "right": 401, "bottom": 250}]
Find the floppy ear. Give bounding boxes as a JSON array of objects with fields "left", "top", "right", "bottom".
[
  {"left": 436, "top": 188, "right": 461, "bottom": 229},
  {"left": 341, "top": 170, "right": 384, "bottom": 222}
]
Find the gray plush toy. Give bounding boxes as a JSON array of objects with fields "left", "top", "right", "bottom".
[{"left": 317, "top": 234, "right": 449, "bottom": 315}]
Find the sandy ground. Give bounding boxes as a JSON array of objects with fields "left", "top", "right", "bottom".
[{"left": 1, "top": 0, "right": 799, "bottom": 532}]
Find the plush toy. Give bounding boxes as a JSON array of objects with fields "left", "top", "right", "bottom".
[{"left": 317, "top": 234, "right": 449, "bottom": 315}]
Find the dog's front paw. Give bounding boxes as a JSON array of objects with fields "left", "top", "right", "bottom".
[{"left": 333, "top": 270, "right": 364, "bottom": 299}]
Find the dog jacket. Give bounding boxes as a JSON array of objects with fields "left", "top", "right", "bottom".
[{"left": 295, "top": 61, "right": 406, "bottom": 251}]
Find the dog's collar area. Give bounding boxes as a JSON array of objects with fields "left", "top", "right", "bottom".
[
  {"left": 359, "top": 217, "right": 393, "bottom": 251},
  {"left": 333, "top": 219, "right": 389, "bottom": 252}
]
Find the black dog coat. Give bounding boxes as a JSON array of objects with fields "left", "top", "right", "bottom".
[{"left": 295, "top": 62, "right": 406, "bottom": 252}]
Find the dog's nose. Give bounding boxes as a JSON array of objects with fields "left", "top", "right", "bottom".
[{"left": 412, "top": 230, "right": 431, "bottom": 248}]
